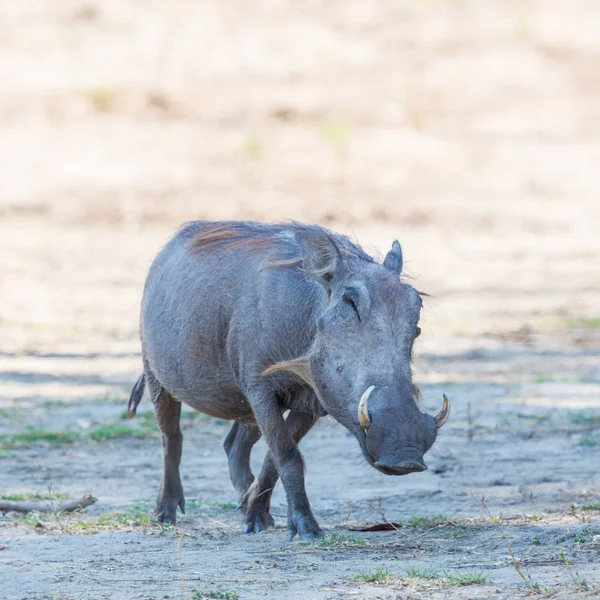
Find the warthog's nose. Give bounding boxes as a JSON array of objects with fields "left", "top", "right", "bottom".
[{"left": 375, "top": 458, "right": 428, "bottom": 476}]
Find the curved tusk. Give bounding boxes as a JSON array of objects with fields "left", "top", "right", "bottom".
[
  {"left": 435, "top": 394, "right": 450, "bottom": 429},
  {"left": 358, "top": 385, "right": 375, "bottom": 430}
]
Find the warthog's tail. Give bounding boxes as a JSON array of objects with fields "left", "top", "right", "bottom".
[{"left": 127, "top": 373, "right": 146, "bottom": 418}]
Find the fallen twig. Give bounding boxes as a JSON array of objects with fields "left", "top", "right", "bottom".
[
  {"left": 0, "top": 494, "right": 97, "bottom": 514},
  {"left": 347, "top": 522, "right": 402, "bottom": 532}
]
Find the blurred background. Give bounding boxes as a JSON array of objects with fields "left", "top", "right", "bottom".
[
  {"left": 1, "top": 3, "right": 599, "bottom": 597},
  {"left": 1, "top": 0, "right": 598, "bottom": 361}
]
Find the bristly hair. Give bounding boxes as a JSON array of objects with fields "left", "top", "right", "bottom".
[
  {"left": 188, "top": 221, "right": 276, "bottom": 254},
  {"left": 261, "top": 355, "right": 315, "bottom": 389},
  {"left": 184, "top": 220, "right": 375, "bottom": 271},
  {"left": 412, "top": 384, "right": 422, "bottom": 404}
]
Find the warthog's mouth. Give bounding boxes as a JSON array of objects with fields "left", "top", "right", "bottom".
[
  {"left": 374, "top": 460, "right": 428, "bottom": 476},
  {"left": 351, "top": 391, "right": 450, "bottom": 476},
  {"left": 358, "top": 430, "right": 428, "bottom": 476}
]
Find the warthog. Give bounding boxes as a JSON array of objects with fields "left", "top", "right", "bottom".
[{"left": 128, "top": 221, "right": 449, "bottom": 540}]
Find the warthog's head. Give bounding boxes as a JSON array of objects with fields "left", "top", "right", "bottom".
[{"left": 272, "top": 231, "right": 449, "bottom": 476}]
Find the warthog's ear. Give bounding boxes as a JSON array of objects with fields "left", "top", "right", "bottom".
[
  {"left": 383, "top": 240, "right": 403, "bottom": 275},
  {"left": 296, "top": 229, "right": 344, "bottom": 291}
]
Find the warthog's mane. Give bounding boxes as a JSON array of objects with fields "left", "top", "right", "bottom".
[
  {"left": 184, "top": 220, "right": 375, "bottom": 271},
  {"left": 185, "top": 221, "right": 427, "bottom": 299}
]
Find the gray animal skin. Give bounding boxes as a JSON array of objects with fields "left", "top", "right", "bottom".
[{"left": 128, "top": 221, "right": 449, "bottom": 541}]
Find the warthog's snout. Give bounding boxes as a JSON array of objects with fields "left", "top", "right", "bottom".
[{"left": 374, "top": 456, "right": 428, "bottom": 476}]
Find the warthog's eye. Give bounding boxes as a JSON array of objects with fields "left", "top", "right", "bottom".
[
  {"left": 415, "top": 326, "right": 421, "bottom": 338},
  {"left": 339, "top": 284, "right": 368, "bottom": 323},
  {"left": 343, "top": 295, "right": 360, "bottom": 321}
]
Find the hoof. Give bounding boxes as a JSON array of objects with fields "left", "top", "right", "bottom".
[
  {"left": 287, "top": 510, "right": 322, "bottom": 542},
  {"left": 242, "top": 509, "right": 275, "bottom": 534},
  {"left": 156, "top": 511, "right": 176, "bottom": 525},
  {"left": 156, "top": 489, "right": 185, "bottom": 525}
]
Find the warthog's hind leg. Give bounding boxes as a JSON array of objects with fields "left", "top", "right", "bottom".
[
  {"left": 146, "top": 369, "right": 184, "bottom": 524},
  {"left": 223, "top": 422, "right": 261, "bottom": 507}
]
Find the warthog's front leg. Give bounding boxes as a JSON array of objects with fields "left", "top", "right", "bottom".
[
  {"left": 241, "top": 410, "right": 318, "bottom": 535},
  {"left": 248, "top": 390, "right": 321, "bottom": 541}
]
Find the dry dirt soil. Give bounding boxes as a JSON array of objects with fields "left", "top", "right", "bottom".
[{"left": 1, "top": 1, "right": 599, "bottom": 599}]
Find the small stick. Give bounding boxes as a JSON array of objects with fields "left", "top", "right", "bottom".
[
  {"left": 177, "top": 532, "right": 191, "bottom": 600},
  {"left": 467, "top": 402, "right": 474, "bottom": 441},
  {"left": 0, "top": 494, "right": 97, "bottom": 514},
  {"left": 343, "top": 501, "right": 357, "bottom": 525},
  {"left": 507, "top": 539, "right": 539, "bottom": 589}
]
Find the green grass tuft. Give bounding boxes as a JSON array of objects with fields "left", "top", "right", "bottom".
[
  {"left": 18, "top": 511, "right": 51, "bottom": 528},
  {"left": 120, "top": 409, "right": 157, "bottom": 428},
  {"left": 299, "top": 532, "right": 366, "bottom": 547},
  {"left": 0, "top": 419, "right": 160, "bottom": 448},
  {"left": 186, "top": 498, "right": 237, "bottom": 511},
  {"left": 193, "top": 591, "right": 239, "bottom": 600},
  {"left": 88, "top": 423, "right": 140, "bottom": 441},
  {"left": 38, "top": 506, "right": 156, "bottom": 534},
  {"left": 405, "top": 566, "right": 441, "bottom": 579},
  {"left": 0, "top": 491, "right": 69, "bottom": 501},
  {"left": 568, "top": 412, "right": 600, "bottom": 426},
  {"left": 406, "top": 514, "right": 448, "bottom": 528},
  {"left": 444, "top": 569, "right": 490, "bottom": 586},
  {"left": 562, "top": 317, "right": 600, "bottom": 329},
  {"left": 96, "top": 507, "right": 151, "bottom": 528},
  {"left": 352, "top": 567, "right": 391, "bottom": 583},
  {"left": 578, "top": 435, "right": 597, "bottom": 447},
  {"left": 0, "top": 429, "right": 79, "bottom": 447},
  {"left": 125, "top": 409, "right": 227, "bottom": 427},
  {"left": 580, "top": 501, "right": 600, "bottom": 512}
]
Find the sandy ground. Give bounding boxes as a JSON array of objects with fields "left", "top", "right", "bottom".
[{"left": 1, "top": 1, "right": 599, "bottom": 599}]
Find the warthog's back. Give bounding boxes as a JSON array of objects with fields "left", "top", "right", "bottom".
[{"left": 140, "top": 221, "right": 371, "bottom": 421}]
